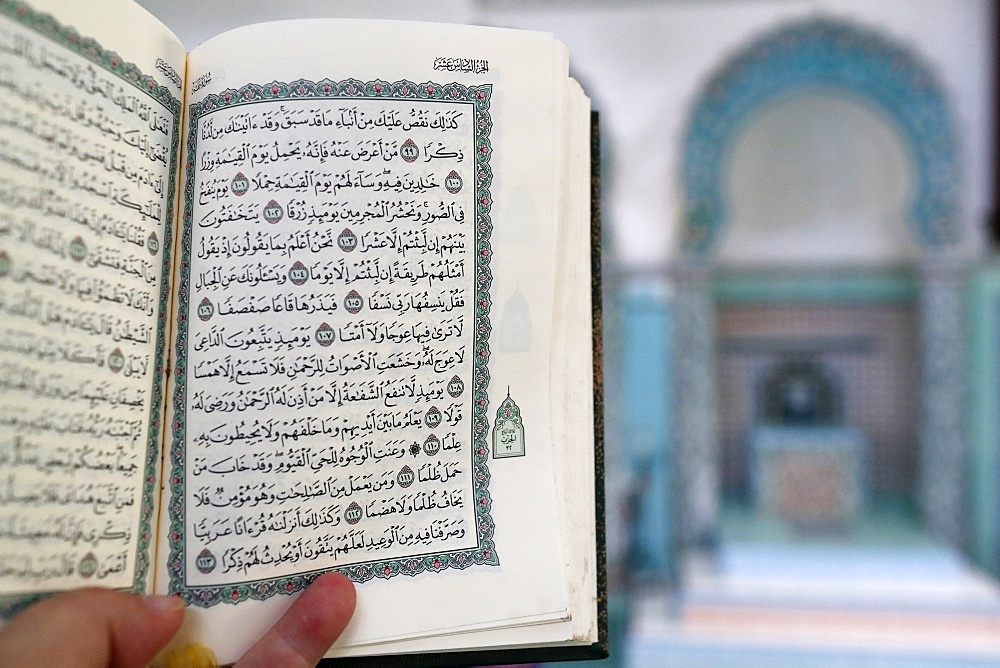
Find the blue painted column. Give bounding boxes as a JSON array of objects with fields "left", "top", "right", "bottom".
[
  {"left": 673, "top": 263, "right": 719, "bottom": 550},
  {"left": 919, "top": 259, "right": 969, "bottom": 547},
  {"left": 968, "top": 265, "right": 1000, "bottom": 572},
  {"left": 621, "top": 280, "right": 673, "bottom": 575}
]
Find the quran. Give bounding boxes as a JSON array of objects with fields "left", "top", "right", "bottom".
[{"left": 0, "top": 0, "right": 604, "bottom": 664}]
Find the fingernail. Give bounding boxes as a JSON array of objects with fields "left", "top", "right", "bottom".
[{"left": 145, "top": 594, "right": 185, "bottom": 613}]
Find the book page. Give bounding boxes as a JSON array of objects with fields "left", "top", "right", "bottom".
[
  {"left": 550, "top": 78, "right": 599, "bottom": 646},
  {"left": 328, "top": 76, "right": 598, "bottom": 659},
  {"left": 160, "top": 18, "right": 583, "bottom": 663},
  {"left": 0, "top": 0, "right": 184, "bottom": 612}
]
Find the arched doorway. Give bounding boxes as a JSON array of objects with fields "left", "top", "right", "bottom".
[{"left": 673, "top": 17, "right": 969, "bottom": 552}]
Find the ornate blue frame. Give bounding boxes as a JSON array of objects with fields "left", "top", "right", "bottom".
[{"left": 680, "top": 18, "right": 961, "bottom": 255}]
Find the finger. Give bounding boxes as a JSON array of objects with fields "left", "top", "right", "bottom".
[
  {"left": 236, "top": 572, "right": 356, "bottom": 668},
  {"left": 0, "top": 588, "right": 184, "bottom": 668}
]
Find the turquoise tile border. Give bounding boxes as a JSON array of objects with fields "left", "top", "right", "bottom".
[{"left": 714, "top": 267, "right": 918, "bottom": 304}]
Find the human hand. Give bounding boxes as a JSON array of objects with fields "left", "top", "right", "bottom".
[{"left": 0, "top": 572, "right": 356, "bottom": 667}]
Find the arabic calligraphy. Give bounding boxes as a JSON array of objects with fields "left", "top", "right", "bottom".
[
  {"left": 172, "top": 81, "right": 495, "bottom": 595},
  {"left": 0, "top": 9, "right": 178, "bottom": 596}
]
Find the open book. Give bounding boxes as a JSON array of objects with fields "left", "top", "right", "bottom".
[{"left": 0, "top": 0, "right": 603, "bottom": 664}]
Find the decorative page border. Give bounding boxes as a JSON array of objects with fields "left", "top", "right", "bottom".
[
  {"left": 168, "top": 78, "right": 499, "bottom": 606},
  {"left": 0, "top": 1, "right": 181, "bottom": 616}
]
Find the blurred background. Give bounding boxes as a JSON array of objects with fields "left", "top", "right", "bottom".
[{"left": 141, "top": 1, "right": 999, "bottom": 665}]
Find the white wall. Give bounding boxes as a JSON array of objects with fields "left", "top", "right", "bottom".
[
  {"left": 721, "top": 92, "right": 921, "bottom": 267},
  {"left": 137, "top": 0, "right": 995, "bottom": 269},
  {"left": 482, "top": 0, "right": 995, "bottom": 267}
]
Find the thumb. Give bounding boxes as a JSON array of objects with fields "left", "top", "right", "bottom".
[
  {"left": 236, "top": 572, "right": 356, "bottom": 668},
  {"left": 0, "top": 588, "right": 185, "bottom": 668}
]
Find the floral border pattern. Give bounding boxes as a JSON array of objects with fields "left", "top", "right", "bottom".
[{"left": 168, "top": 78, "right": 500, "bottom": 607}]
